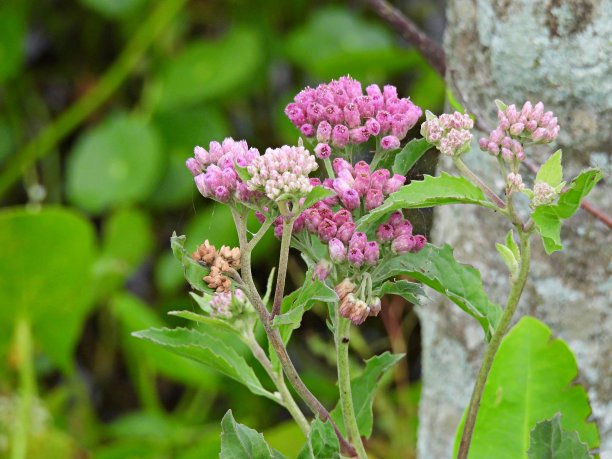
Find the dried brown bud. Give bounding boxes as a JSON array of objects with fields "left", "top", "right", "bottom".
[
  {"left": 335, "top": 278, "right": 356, "bottom": 301},
  {"left": 339, "top": 293, "right": 369, "bottom": 325},
  {"left": 192, "top": 240, "right": 217, "bottom": 265},
  {"left": 218, "top": 245, "right": 241, "bottom": 269}
]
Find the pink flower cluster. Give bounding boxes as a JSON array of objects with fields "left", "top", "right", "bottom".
[
  {"left": 479, "top": 101, "right": 560, "bottom": 161},
  {"left": 375, "top": 211, "right": 427, "bottom": 255},
  {"left": 186, "top": 138, "right": 261, "bottom": 203},
  {"left": 209, "top": 289, "right": 249, "bottom": 319},
  {"left": 246, "top": 145, "right": 318, "bottom": 201},
  {"left": 421, "top": 111, "right": 474, "bottom": 157},
  {"left": 285, "top": 75, "right": 422, "bottom": 157}
]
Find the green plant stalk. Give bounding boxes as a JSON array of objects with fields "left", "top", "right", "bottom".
[
  {"left": 231, "top": 209, "right": 357, "bottom": 457},
  {"left": 335, "top": 316, "right": 368, "bottom": 459},
  {"left": 0, "top": 0, "right": 188, "bottom": 198},
  {"left": 272, "top": 207, "right": 294, "bottom": 317},
  {"left": 453, "top": 157, "right": 507, "bottom": 210},
  {"left": 324, "top": 158, "right": 336, "bottom": 179},
  {"left": 244, "top": 331, "right": 310, "bottom": 435},
  {"left": 11, "top": 316, "right": 36, "bottom": 459},
  {"left": 457, "top": 230, "right": 532, "bottom": 459}
]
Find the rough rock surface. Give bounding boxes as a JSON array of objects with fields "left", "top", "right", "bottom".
[{"left": 417, "top": 0, "right": 612, "bottom": 457}]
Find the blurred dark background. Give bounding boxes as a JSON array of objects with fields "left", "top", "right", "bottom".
[{"left": 0, "top": 0, "right": 446, "bottom": 457}]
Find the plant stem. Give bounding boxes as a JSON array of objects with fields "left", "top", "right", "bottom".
[
  {"left": 457, "top": 230, "right": 531, "bottom": 459},
  {"left": 335, "top": 316, "right": 368, "bottom": 459},
  {"left": 247, "top": 218, "right": 273, "bottom": 253},
  {"left": 453, "top": 157, "right": 506, "bottom": 209},
  {"left": 0, "top": 0, "right": 188, "bottom": 198},
  {"left": 244, "top": 331, "right": 310, "bottom": 436},
  {"left": 231, "top": 209, "right": 357, "bottom": 457},
  {"left": 271, "top": 213, "right": 294, "bottom": 318},
  {"left": 324, "top": 158, "right": 336, "bottom": 179},
  {"left": 11, "top": 316, "right": 36, "bottom": 459}
]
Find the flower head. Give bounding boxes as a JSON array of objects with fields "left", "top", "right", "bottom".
[{"left": 421, "top": 111, "right": 474, "bottom": 157}]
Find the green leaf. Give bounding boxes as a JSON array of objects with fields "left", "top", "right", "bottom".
[
  {"left": 112, "top": 294, "right": 218, "bottom": 388},
  {"left": 66, "top": 113, "right": 163, "bottom": 214},
  {"left": 453, "top": 317, "right": 600, "bottom": 458},
  {"left": 220, "top": 410, "right": 286, "bottom": 459},
  {"left": 155, "top": 28, "right": 263, "bottom": 111},
  {"left": 0, "top": 4, "right": 26, "bottom": 82},
  {"left": 373, "top": 280, "right": 424, "bottom": 304},
  {"left": 170, "top": 232, "right": 212, "bottom": 293},
  {"left": 0, "top": 207, "right": 97, "bottom": 373},
  {"left": 532, "top": 169, "right": 603, "bottom": 254},
  {"left": 528, "top": 414, "right": 593, "bottom": 459},
  {"left": 495, "top": 242, "right": 519, "bottom": 279},
  {"left": 133, "top": 327, "right": 277, "bottom": 402},
  {"left": 79, "top": 0, "right": 148, "bottom": 19},
  {"left": 356, "top": 173, "right": 490, "bottom": 231},
  {"left": 235, "top": 163, "right": 253, "bottom": 183},
  {"left": 301, "top": 186, "right": 336, "bottom": 210},
  {"left": 371, "top": 243, "right": 502, "bottom": 340},
  {"left": 535, "top": 150, "right": 563, "bottom": 187},
  {"left": 392, "top": 138, "right": 432, "bottom": 175},
  {"left": 168, "top": 309, "right": 237, "bottom": 335},
  {"left": 505, "top": 230, "right": 520, "bottom": 261},
  {"left": 297, "top": 418, "right": 341, "bottom": 459},
  {"left": 332, "top": 352, "right": 404, "bottom": 438}
]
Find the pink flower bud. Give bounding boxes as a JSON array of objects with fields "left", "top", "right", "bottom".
[
  {"left": 350, "top": 126, "right": 370, "bottom": 144},
  {"left": 349, "top": 232, "right": 367, "bottom": 251},
  {"left": 314, "top": 143, "right": 332, "bottom": 159},
  {"left": 317, "top": 218, "right": 337, "bottom": 243},
  {"left": 316, "top": 121, "right": 332, "bottom": 143},
  {"left": 354, "top": 173, "right": 371, "bottom": 197},
  {"left": 510, "top": 123, "right": 525, "bottom": 135},
  {"left": 186, "top": 158, "right": 201, "bottom": 176},
  {"left": 332, "top": 157, "right": 353, "bottom": 175},
  {"left": 194, "top": 174, "right": 208, "bottom": 197},
  {"left": 368, "top": 297, "right": 382, "bottom": 317},
  {"left": 328, "top": 238, "right": 346, "bottom": 262},
  {"left": 214, "top": 186, "right": 230, "bottom": 202},
  {"left": 255, "top": 211, "right": 266, "bottom": 224},
  {"left": 304, "top": 208, "right": 322, "bottom": 233},
  {"left": 333, "top": 209, "right": 353, "bottom": 226},
  {"left": 394, "top": 220, "right": 413, "bottom": 237},
  {"left": 376, "top": 110, "right": 391, "bottom": 132},
  {"left": 521, "top": 101, "right": 533, "bottom": 118},
  {"left": 383, "top": 174, "right": 406, "bottom": 194},
  {"left": 478, "top": 138, "right": 489, "bottom": 151},
  {"left": 324, "top": 105, "right": 343, "bottom": 125},
  {"left": 381, "top": 135, "right": 400, "bottom": 150},
  {"left": 526, "top": 120, "right": 538, "bottom": 132},
  {"left": 364, "top": 241, "right": 380, "bottom": 265},
  {"left": 388, "top": 211, "right": 404, "bottom": 226},
  {"left": 532, "top": 128, "right": 547, "bottom": 142},
  {"left": 356, "top": 95, "right": 375, "bottom": 118},
  {"left": 194, "top": 146, "right": 209, "bottom": 164},
  {"left": 314, "top": 202, "right": 334, "bottom": 220},
  {"left": 365, "top": 188, "right": 384, "bottom": 211},
  {"left": 341, "top": 189, "right": 360, "bottom": 210},
  {"left": 411, "top": 235, "right": 427, "bottom": 252},
  {"left": 531, "top": 102, "right": 544, "bottom": 121},
  {"left": 336, "top": 222, "right": 355, "bottom": 243},
  {"left": 294, "top": 214, "right": 306, "bottom": 232},
  {"left": 347, "top": 248, "right": 365, "bottom": 267},
  {"left": 313, "top": 260, "right": 332, "bottom": 281},
  {"left": 506, "top": 104, "right": 518, "bottom": 123},
  {"left": 376, "top": 223, "right": 395, "bottom": 243},
  {"left": 370, "top": 169, "right": 390, "bottom": 190},
  {"left": 366, "top": 84, "right": 383, "bottom": 98},
  {"left": 383, "top": 85, "right": 398, "bottom": 100},
  {"left": 307, "top": 102, "right": 325, "bottom": 124},
  {"left": 391, "top": 234, "right": 416, "bottom": 254},
  {"left": 343, "top": 103, "right": 361, "bottom": 128},
  {"left": 365, "top": 118, "right": 381, "bottom": 136},
  {"left": 501, "top": 148, "right": 514, "bottom": 161},
  {"left": 300, "top": 124, "right": 315, "bottom": 137},
  {"left": 285, "top": 103, "right": 306, "bottom": 126},
  {"left": 332, "top": 125, "right": 350, "bottom": 148},
  {"left": 487, "top": 142, "right": 500, "bottom": 155}
]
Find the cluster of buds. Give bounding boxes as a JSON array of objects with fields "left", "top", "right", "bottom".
[
  {"left": 192, "top": 241, "right": 241, "bottom": 292},
  {"left": 335, "top": 278, "right": 381, "bottom": 325},
  {"left": 376, "top": 211, "right": 427, "bottom": 254},
  {"left": 186, "top": 138, "right": 261, "bottom": 203},
  {"left": 285, "top": 75, "right": 422, "bottom": 157},
  {"left": 421, "top": 111, "right": 474, "bottom": 157},
  {"left": 532, "top": 182, "right": 557, "bottom": 206},
  {"left": 247, "top": 145, "right": 318, "bottom": 201},
  {"left": 479, "top": 101, "right": 559, "bottom": 161},
  {"left": 506, "top": 172, "right": 525, "bottom": 194},
  {"left": 209, "top": 289, "right": 250, "bottom": 319}
]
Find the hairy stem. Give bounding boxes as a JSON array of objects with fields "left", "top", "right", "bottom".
[
  {"left": 244, "top": 331, "right": 310, "bottom": 435},
  {"left": 272, "top": 214, "right": 294, "bottom": 317},
  {"left": 324, "top": 158, "right": 336, "bottom": 179},
  {"left": 0, "top": 0, "right": 188, "bottom": 197},
  {"left": 231, "top": 209, "right": 356, "bottom": 456},
  {"left": 247, "top": 218, "right": 273, "bottom": 253},
  {"left": 11, "top": 317, "right": 36, "bottom": 459},
  {"left": 453, "top": 157, "right": 506, "bottom": 210},
  {"left": 335, "top": 316, "right": 368, "bottom": 459},
  {"left": 457, "top": 230, "right": 531, "bottom": 459}
]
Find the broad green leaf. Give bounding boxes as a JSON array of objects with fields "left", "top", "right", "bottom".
[
  {"left": 112, "top": 294, "right": 218, "bottom": 388},
  {"left": 332, "top": 352, "right": 404, "bottom": 438},
  {"left": 532, "top": 169, "right": 603, "bottom": 254},
  {"left": 453, "top": 317, "right": 599, "bottom": 458},
  {"left": 392, "top": 138, "right": 432, "bottom": 175},
  {"left": 79, "top": 0, "right": 148, "bottom": 18},
  {"left": 170, "top": 232, "right": 211, "bottom": 293},
  {"left": 495, "top": 243, "right": 518, "bottom": 278},
  {"left": 168, "top": 309, "right": 237, "bottom": 334},
  {"left": 371, "top": 243, "right": 502, "bottom": 339},
  {"left": 155, "top": 28, "right": 263, "bottom": 111},
  {"left": 285, "top": 7, "right": 419, "bottom": 81},
  {"left": 535, "top": 150, "right": 563, "bottom": 187},
  {"left": 0, "top": 4, "right": 26, "bottom": 82},
  {"left": 133, "top": 327, "right": 277, "bottom": 401},
  {"left": 220, "top": 410, "right": 286, "bottom": 459},
  {"left": 356, "top": 173, "right": 491, "bottom": 231},
  {"left": 0, "top": 207, "right": 96, "bottom": 373},
  {"left": 301, "top": 186, "right": 336, "bottom": 210},
  {"left": 528, "top": 414, "right": 593, "bottom": 459},
  {"left": 373, "top": 280, "right": 424, "bottom": 304},
  {"left": 297, "top": 418, "right": 340, "bottom": 459},
  {"left": 505, "top": 230, "right": 520, "bottom": 261},
  {"left": 66, "top": 113, "right": 163, "bottom": 214}
]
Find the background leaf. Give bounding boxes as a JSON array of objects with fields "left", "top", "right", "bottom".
[
  {"left": 0, "top": 207, "right": 96, "bottom": 373},
  {"left": 535, "top": 150, "right": 563, "bottom": 187},
  {"left": 297, "top": 418, "right": 340, "bottom": 459},
  {"left": 532, "top": 169, "right": 603, "bottom": 254},
  {"left": 528, "top": 414, "right": 593, "bottom": 459},
  {"left": 392, "top": 138, "right": 432, "bottom": 175},
  {"left": 220, "top": 410, "right": 286, "bottom": 459},
  {"left": 453, "top": 317, "right": 599, "bottom": 458},
  {"left": 373, "top": 280, "right": 424, "bottom": 304}
]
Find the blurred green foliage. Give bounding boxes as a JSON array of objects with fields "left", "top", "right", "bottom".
[{"left": 0, "top": 0, "right": 444, "bottom": 457}]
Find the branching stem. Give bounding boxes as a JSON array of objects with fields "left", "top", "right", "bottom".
[{"left": 453, "top": 157, "right": 506, "bottom": 210}]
